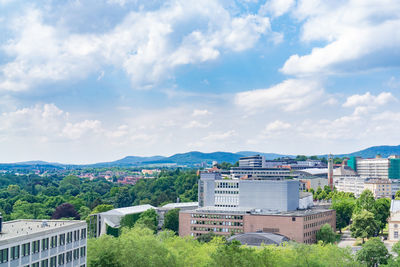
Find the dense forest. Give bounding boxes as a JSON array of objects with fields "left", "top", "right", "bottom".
[{"left": 0, "top": 169, "right": 198, "bottom": 221}]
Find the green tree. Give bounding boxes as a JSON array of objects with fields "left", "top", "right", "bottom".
[
  {"left": 373, "top": 198, "right": 390, "bottom": 234},
  {"left": 356, "top": 237, "right": 390, "bottom": 267},
  {"left": 163, "top": 208, "right": 180, "bottom": 233},
  {"left": 91, "top": 204, "right": 114, "bottom": 214},
  {"left": 350, "top": 210, "right": 379, "bottom": 243},
  {"left": 135, "top": 209, "right": 158, "bottom": 232},
  {"left": 87, "top": 234, "right": 121, "bottom": 267},
  {"left": 316, "top": 224, "right": 337, "bottom": 244},
  {"left": 354, "top": 190, "right": 375, "bottom": 213},
  {"left": 331, "top": 197, "right": 355, "bottom": 233}
]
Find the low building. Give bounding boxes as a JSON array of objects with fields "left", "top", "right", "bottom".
[
  {"left": 334, "top": 176, "right": 366, "bottom": 197},
  {"left": 0, "top": 219, "right": 87, "bottom": 267},
  {"left": 388, "top": 200, "right": 400, "bottom": 242},
  {"left": 227, "top": 232, "right": 290, "bottom": 246},
  {"left": 364, "top": 179, "right": 392, "bottom": 198},
  {"left": 179, "top": 207, "right": 335, "bottom": 244}
]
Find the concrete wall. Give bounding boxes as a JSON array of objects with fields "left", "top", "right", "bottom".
[{"left": 238, "top": 180, "right": 299, "bottom": 212}]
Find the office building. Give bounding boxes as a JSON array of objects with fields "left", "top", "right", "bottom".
[
  {"left": 334, "top": 176, "right": 366, "bottom": 197},
  {"left": 347, "top": 155, "right": 400, "bottom": 179},
  {"left": 198, "top": 172, "right": 299, "bottom": 212},
  {"left": 238, "top": 155, "right": 266, "bottom": 168},
  {"left": 364, "top": 179, "right": 392, "bottom": 199},
  {"left": 179, "top": 207, "right": 335, "bottom": 244},
  {"left": 0, "top": 219, "right": 87, "bottom": 267}
]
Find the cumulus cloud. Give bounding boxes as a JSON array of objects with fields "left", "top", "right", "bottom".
[
  {"left": 0, "top": 1, "right": 273, "bottom": 91},
  {"left": 183, "top": 120, "right": 211, "bottom": 129},
  {"left": 264, "top": 120, "right": 291, "bottom": 133},
  {"left": 259, "top": 0, "right": 295, "bottom": 17},
  {"left": 343, "top": 92, "right": 396, "bottom": 108},
  {"left": 192, "top": 109, "right": 211, "bottom": 116},
  {"left": 235, "top": 79, "right": 324, "bottom": 112},
  {"left": 281, "top": 0, "right": 400, "bottom": 76}
]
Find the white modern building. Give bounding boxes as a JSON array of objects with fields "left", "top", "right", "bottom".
[
  {"left": 0, "top": 219, "right": 87, "bottom": 267},
  {"left": 238, "top": 155, "right": 266, "bottom": 168},
  {"left": 334, "top": 176, "right": 366, "bottom": 197},
  {"left": 355, "top": 157, "right": 390, "bottom": 179}
]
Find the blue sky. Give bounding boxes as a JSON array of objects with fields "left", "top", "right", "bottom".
[{"left": 0, "top": 0, "right": 400, "bottom": 163}]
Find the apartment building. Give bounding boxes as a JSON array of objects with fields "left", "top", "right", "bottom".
[
  {"left": 0, "top": 219, "right": 87, "bottom": 267},
  {"left": 364, "top": 179, "right": 392, "bottom": 198}
]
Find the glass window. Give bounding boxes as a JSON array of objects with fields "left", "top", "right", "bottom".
[
  {"left": 41, "top": 259, "right": 49, "bottom": 267},
  {"left": 0, "top": 248, "right": 8, "bottom": 263},
  {"left": 58, "top": 254, "right": 65, "bottom": 265},
  {"left": 32, "top": 262, "right": 39, "bottom": 267},
  {"left": 59, "top": 234, "right": 65, "bottom": 246},
  {"left": 395, "top": 231, "right": 399, "bottom": 239},
  {"left": 22, "top": 243, "right": 30, "bottom": 257},
  {"left": 50, "top": 256, "right": 57, "bottom": 267},
  {"left": 33, "top": 240, "right": 40, "bottom": 253},
  {"left": 80, "top": 246, "right": 86, "bottom": 257},
  {"left": 51, "top": 236, "right": 58, "bottom": 248},
  {"left": 11, "top": 245, "right": 19, "bottom": 260},
  {"left": 42, "top": 238, "right": 49, "bottom": 250}
]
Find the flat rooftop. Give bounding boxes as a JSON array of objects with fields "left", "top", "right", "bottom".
[
  {"left": 0, "top": 220, "right": 86, "bottom": 245},
  {"left": 182, "top": 206, "right": 333, "bottom": 217}
]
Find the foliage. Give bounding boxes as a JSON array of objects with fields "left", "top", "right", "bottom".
[
  {"left": 354, "top": 190, "right": 375, "bottom": 213},
  {"left": 331, "top": 196, "right": 355, "bottom": 233},
  {"left": 163, "top": 208, "right": 180, "bottom": 233},
  {"left": 52, "top": 203, "right": 80, "bottom": 219},
  {"left": 135, "top": 209, "right": 158, "bottom": 232},
  {"left": 316, "top": 224, "right": 337, "bottom": 244},
  {"left": 374, "top": 198, "right": 391, "bottom": 234},
  {"left": 88, "top": 226, "right": 360, "bottom": 267},
  {"left": 356, "top": 237, "right": 390, "bottom": 267},
  {"left": 350, "top": 210, "right": 379, "bottom": 243}
]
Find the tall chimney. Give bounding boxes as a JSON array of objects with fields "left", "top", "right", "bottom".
[{"left": 328, "top": 155, "right": 334, "bottom": 190}]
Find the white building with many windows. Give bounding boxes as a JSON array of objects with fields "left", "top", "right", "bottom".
[{"left": 0, "top": 219, "right": 87, "bottom": 267}]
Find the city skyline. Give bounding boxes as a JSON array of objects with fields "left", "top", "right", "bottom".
[{"left": 0, "top": 0, "right": 400, "bottom": 163}]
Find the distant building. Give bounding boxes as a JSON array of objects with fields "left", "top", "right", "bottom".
[
  {"left": 347, "top": 155, "right": 400, "bottom": 179},
  {"left": 239, "top": 155, "right": 266, "bottom": 168},
  {"left": 334, "top": 176, "right": 366, "bottom": 197},
  {"left": 388, "top": 200, "right": 400, "bottom": 242},
  {"left": 179, "top": 207, "right": 335, "bottom": 244},
  {"left": 0, "top": 219, "right": 87, "bottom": 267},
  {"left": 364, "top": 179, "right": 392, "bottom": 199}
]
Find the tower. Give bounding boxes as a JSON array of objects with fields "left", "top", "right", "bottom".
[{"left": 328, "top": 154, "right": 334, "bottom": 190}]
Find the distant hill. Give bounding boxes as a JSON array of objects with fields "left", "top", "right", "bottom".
[
  {"left": 237, "top": 151, "right": 295, "bottom": 160},
  {"left": 1, "top": 145, "right": 399, "bottom": 169},
  {"left": 333, "top": 145, "right": 400, "bottom": 158}
]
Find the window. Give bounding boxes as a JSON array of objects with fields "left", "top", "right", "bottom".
[
  {"left": 66, "top": 251, "right": 72, "bottom": 263},
  {"left": 292, "top": 217, "right": 296, "bottom": 222},
  {"left": 42, "top": 238, "right": 49, "bottom": 251},
  {"left": 41, "top": 259, "right": 49, "bottom": 267},
  {"left": 74, "top": 230, "right": 80, "bottom": 241},
  {"left": 11, "top": 245, "right": 19, "bottom": 260},
  {"left": 50, "top": 256, "right": 57, "bottom": 267},
  {"left": 32, "top": 262, "right": 39, "bottom": 267},
  {"left": 395, "top": 231, "right": 399, "bottom": 239},
  {"left": 51, "top": 236, "right": 58, "bottom": 248},
  {"left": 0, "top": 248, "right": 8, "bottom": 263},
  {"left": 67, "top": 232, "right": 73, "bottom": 243},
  {"left": 59, "top": 234, "right": 65, "bottom": 246},
  {"left": 81, "top": 228, "right": 87, "bottom": 239},
  {"left": 58, "top": 254, "right": 65, "bottom": 265},
  {"left": 22, "top": 243, "right": 30, "bottom": 257},
  {"left": 73, "top": 248, "right": 79, "bottom": 260},
  {"left": 80, "top": 246, "right": 86, "bottom": 257},
  {"left": 33, "top": 240, "right": 40, "bottom": 253}
]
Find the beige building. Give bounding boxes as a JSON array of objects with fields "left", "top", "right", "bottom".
[
  {"left": 388, "top": 200, "right": 400, "bottom": 242},
  {"left": 179, "top": 207, "right": 335, "bottom": 244},
  {"left": 364, "top": 179, "right": 392, "bottom": 198}
]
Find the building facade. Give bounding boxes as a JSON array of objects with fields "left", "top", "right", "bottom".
[
  {"left": 179, "top": 208, "right": 335, "bottom": 244},
  {"left": 364, "top": 179, "right": 392, "bottom": 198},
  {"left": 238, "top": 155, "right": 266, "bottom": 168},
  {"left": 0, "top": 220, "right": 87, "bottom": 267},
  {"left": 388, "top": 200, "right": 400, "bottom": 242}
]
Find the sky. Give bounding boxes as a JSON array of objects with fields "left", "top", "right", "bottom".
[{"left": 0, "top": 0, "right": 400, "bottom": 164}]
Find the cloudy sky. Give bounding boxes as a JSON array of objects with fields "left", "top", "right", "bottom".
[{"left": 0, "top": 0, "right": 399, "bottom": 163}]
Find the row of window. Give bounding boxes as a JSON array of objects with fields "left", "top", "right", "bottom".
[
  {"left": 304, "top": 219, "right": 332, "bottom": 229},
  {"left": 191, "top": 227, "right": 244, "bottom": 233},
  {"left": 304, "top": 212, "right": 332, "bottom": 222},
  {"left": 191, "top": 214, "right": 243, "bottom": 220},
  {"left": 215, "top": 204, "right": 238, "bottom": 208},
  {"left": 215, "top": 182, "right": 239, "bottom": 189},
  {"left": 190, "top": 220, "right": 243, "bottom": 227},
  {"left": 0, "top": 229, "right": 86, "bottom": 263},
  {"left": 25, "top": 247, "right": 86, "bottom": 267},
  {"left": 214, "top": 190, "right": 239, "bottom": 194}
]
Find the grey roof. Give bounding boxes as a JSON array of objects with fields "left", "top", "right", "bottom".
[
  {"left": 161, "top": 202, "right": 198, "bottom": 209},
  {"left": 391, "top": 200, "right": 400, "bottom": 213},
  {"left": 0, "top": 220, "right": 86, "bottom": 244},
  {"left": 227, "top": 232, "right": 290, "bottom": 246},
  {"left": 99, "top": 204, "right": 155, "bottom": 216},
  {"left": 296, "top": 168, "right": 328, "bottom": 175}
]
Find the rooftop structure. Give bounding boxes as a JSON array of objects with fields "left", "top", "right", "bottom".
[{"left": 227, "top": 232, "right": 290, "bottom": 246}]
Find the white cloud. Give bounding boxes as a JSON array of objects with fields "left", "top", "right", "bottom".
[
  {"left": 343, "top": 92, "right": 396, "bottom": 107},
  {"left": 281, "top": 0, "right": 400, "bottom": 76},
  {"left": 183, "top": 120, "right": 211, "bottom": 129},
  {"left": 234, "top": 79, "right": 324, "bottom": 112},
  {"left": 260, "top": 0, "right": 295, "bottom": 17},
  {"left": 264, "top": 120, "right": 291, "bottom": 133},
  {"left": 0, "top": 1, "right": 273, "bottom": 91},
  {"left": 202, "top": 130, "right": 236, "bottom": 141},
  {"left": 192, "top": 109, "right": 211, "bottom": 116}
]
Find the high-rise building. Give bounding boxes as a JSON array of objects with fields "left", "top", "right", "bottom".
[
  {"left": 238, "top": 155, "right": 266, "bottom": 168},
  {"left": 0, "top": 219, "right": 87, "bottom": 267}
]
